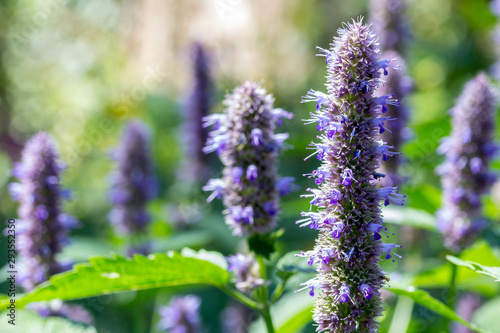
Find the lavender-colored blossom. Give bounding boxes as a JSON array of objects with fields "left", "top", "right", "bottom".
[
  {"left": 203, "top": 81, "right": 295, "bottom": 236},
  {"left": 453, "top": 293, "right": 482, "bottom": 333},
  {"left": 369, "top": 0, "right": 409, "bottom": 55},
  {"left": 9, "top": 133, "right": 92, "bottom": 324},
  {"left": 158, "top": 295, "right": 202, "bottom": 333},
  {"left": 179, "top": 42, "right": 212, "bottom": 185},
  {"left": 30, "top": 300, "right": 94, "bottom": 325},
  {"left": 377, "top": 51, "right": 412, "bottom": 187},
  {"left": 436, "top": 73, "right": 497, "bottom": 252},
  {"left": 221, "top": 302, "right": 253, "bottom": 333},
  {"left": 298, "top": 19, "right": 403, "bottom": 332},
  {"left": 8, "top": 133, "right": 77, "bottom": 291},
  {"left": 109, "top": 120, "right": 157, "bottom": 255},
  {"left": 227, "top": 253, "right": 265, "bottom": 293}
]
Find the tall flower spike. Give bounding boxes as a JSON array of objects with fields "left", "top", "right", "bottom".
[
  {"left": 8, "top": 133, "right": 92, "bottom": 324},
  {"left": 8, "top": 133, "right": 77, "bottom": 291},
  {"left": 203, "top": 81, "right": 294, "bottom": 236},
  {"left": 436, "top": 73, "right": 497, "bottom": 252},
  {"left": 376, "top": 51, "right": 411, "bottom": 187},
  {"left": 369, "top": 0, "right": 409, "bottom": 55},
  {"left": 109, "top": 120, "right": 157, "bottom": 256},
  {"left": 158, "top": 295, "right": 202, "bottom": 333},
  {"left": 299, "top": 19, "right": 403, "bottom": 332},
  {"left": 178, "top": 42, "right": 212, "bottom": 185}
]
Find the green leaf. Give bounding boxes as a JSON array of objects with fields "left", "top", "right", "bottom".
[
  {"left": 249, "top": 291, "right": 314, "bottom": 333},
  {"left": 382, "top": 206, "right": 436, "bottom": 231},
  {"left": 386, "top": 286, "right": 489, "bottom": 333},
  {"left": 58, "top": 236, "right": 116, "bottom": 262},
  {"left": 0, "top": 309, "right": 97, "bottom": 333},
  {"left": 413, "top": 241, "right": 500, "bottom": 296},
  {"left": 0, "top": 252, "right": 229, "bottom": 309},
  {"left": 446, "top": 256, "right": 500, "bottom": 282},
  {"left": 276, "top": 251, "right": 316, "bottom": 280}
]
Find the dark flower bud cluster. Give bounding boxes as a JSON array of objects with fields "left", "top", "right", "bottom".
[
  {"left": 9, "top": 132, "right": 78, "bottom": 291},
  {"left": 109, "top": 120, "right": 157, "bottom": 255},
  {"left": 298, "top": 19, "right": 404, "bottom": 332},
  {"left": 158, "top": 295, "right": 202, "bottom": 333},
  {"left": 437, "top": 73, "right": 497, "bottom": 252},
  {"left": 203, "top": 81, "right": 294, "bottom": 236}
]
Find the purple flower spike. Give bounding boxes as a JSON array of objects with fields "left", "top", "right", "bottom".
[
  {"left": 9, "top": 133, "right": 93, "bottom": 324},
  {"left": 227, "top": 253, "right": 265, "bottom": 293},
  {"left": 158, "top": 295, "right": 202, "bottom": 333},
  {"left": 298, "top": 19, "right": 403, "bottom": 332},
  {"left": 203, "top": 81, "right": 292, "bottom": 236},
  {"left": 109, "top": 120, "right": 157, "bottom": 255},
  {"left": 437, "top": 73, "right": 497, "bottom": 252},
  {"left": 9, "top": 133, "right": 77, "bottom": 291},
  {"left": 179, "top": 43, "right": 213, "bottom": 185}
]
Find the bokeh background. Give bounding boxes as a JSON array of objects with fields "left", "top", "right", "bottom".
[{"left": 0, "top": 0, "right": 499, "bottom": 332}]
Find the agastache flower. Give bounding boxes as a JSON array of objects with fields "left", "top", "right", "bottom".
[
  {"left": 436, "top": 73, "right": 497, "bottom": 252},
  {"left": 9, "top": 133, "right": 92, "bottom": 323},
  {"left": 179, "top": 42, "right": 212, "bottom": 185},
  {"left": 203, "top": 81, "right": 295, "bottom": 235},
  {"left": 376, "top": 52, "right": 412, "bottom": 187},
  {"left": 298, "top": 19, "right": 403, "bottom": 332},
  {"left": 109, "top": 120, "right": 157, "bottom": 255},
  {"left": 227, "top": 253, "right": 265, "bottom": 293},
  {"left": 370, "top": 0, "right": 409, "bottom": 55},
  {"left": 158, "top": 295, "right": 202, "bottom": 333},
  {"left": 8, "top": 133, "right": 77, "bottom": 291}
]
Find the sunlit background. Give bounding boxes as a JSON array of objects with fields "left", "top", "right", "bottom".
[{"left": 0, "top": 0, "right": 500, "bottom": 332}]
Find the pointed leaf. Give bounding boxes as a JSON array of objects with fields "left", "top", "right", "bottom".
[
  {"left": 446, "top": 256, "right": 500, "bottom": 282},
  {"left": 0, "top": 252, "right": 229, "bottom": 309},
  {"left": 386, "top": 286, "right": 490, "bottom": 333},
  {"left": 382, "top": 206, "right": 436, "bottom": 231}
]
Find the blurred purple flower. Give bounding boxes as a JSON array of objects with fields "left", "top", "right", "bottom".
[
  {"left": 437, "top": 73, "right": 497, "bottom": 252},
  {"left": 370, "top": 0, "right": 410, "bottom": 55},
  {"left": 9, "top": 132, "right": 77, "bottom": 291},
  {"left": 203, "top": 81, "right": 295, "bottom": 235},
  {"left": 158, "top": 295, "right": 202, "bottom": 333},
  {"left": 179, "top": 42, "right": 212, "bottom": 185},
  {"left": 227, "top": 253, "right": 265, "bottom": 293},
  {"left": 109, "top": 120, "right": 157, "bottom": 255}
]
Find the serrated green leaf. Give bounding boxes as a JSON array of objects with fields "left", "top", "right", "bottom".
[
  {"left": 0, "top": 252, "right": 229, "bottom": 309},
  {"left": 446, "top": 256, "right": 500, "bottom": 282},
  {"left": 0, "top": 309, "right": 97, "bottom": 333},
  {"left": 413, "top": 241, "right": 500, "bottom": 296},
  {"left": 386, "top": 286, "right": 489, "bottom": 333},
  {"left": 382, "top": 206, "right": 436, "bottom": 231}
]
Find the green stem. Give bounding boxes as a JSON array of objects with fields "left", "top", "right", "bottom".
[
  {"left": 270, "top": 280, "right": 286, "bottom": 304},
  {"left": 444, "top": 263, "right": 458, "bottom": 329},
  {"left": 261, "top": 307, "right": 275, "bottom": 333},
  {"left": 257, "top": 255, "right": 275, "bottom": 333},
  {"left": 220, "top": 285, "right": 261, "bottom": 310}
]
